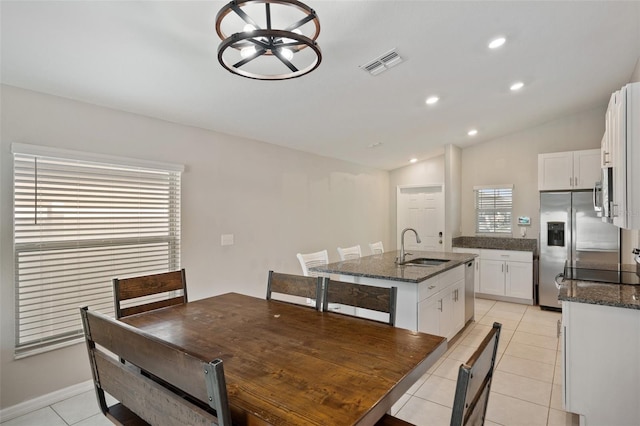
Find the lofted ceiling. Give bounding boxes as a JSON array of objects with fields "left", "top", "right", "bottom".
[{"left": 2, "top": 1, "right": 639, "bottom": 170}]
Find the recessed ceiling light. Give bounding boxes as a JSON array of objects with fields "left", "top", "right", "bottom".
[
  {"left": 468, "top": 129, "right": 478, "bottom": 136},
  {"left": 488, "top": 37, "right": 506, "bottom": 49},
  {"left": 510, "top": 81, "right": 524, "bottom": 91},
  {"left": 425, "top": 96, "right": 439, "bottom": 105},
  {"left": 409, "top": 158, "right": 418, "bottom": 163}
]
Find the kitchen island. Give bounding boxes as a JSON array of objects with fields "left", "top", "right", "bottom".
[
  {"left": 557, "top": 265, "right": 640, "bottom": 426},
  {"left": 311, "top": 250, "right": 476, "bottom": 339}
]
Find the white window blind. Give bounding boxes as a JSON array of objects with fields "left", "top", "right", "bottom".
[
  {"left": 13, "top": 145, "right": 182, "bottom": 357},
  {"left": 475, "top": 186, "right": 513, "bottom": 234}
]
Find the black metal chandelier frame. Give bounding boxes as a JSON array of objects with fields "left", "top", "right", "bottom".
[{"left": 215, "top": 0, "right": 322, "bottom": 80}]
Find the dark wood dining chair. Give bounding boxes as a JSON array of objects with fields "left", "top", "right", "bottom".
[
  {"left": 113, "top": 269, "right": 187, "bottom": 319},
  {"left": 266, "top": 270, "right": 323, "bottom": 310},
  {"left": 376, "top": 322, "right": 502, "bottom": 426},
  {"left": 80, "top": 306, "right": 232, "bottom": 426},
  {"left": 322, "top": 278, "right": 397, "bottom": 326}
]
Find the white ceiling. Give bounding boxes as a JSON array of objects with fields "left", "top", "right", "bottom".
[{"left": 2, "top": 1, "right": 639, "bottom": 170}]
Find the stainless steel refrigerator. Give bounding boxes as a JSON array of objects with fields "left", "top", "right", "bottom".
[{"left": 539, "top": 191, "right": 620, "bottom": 309}]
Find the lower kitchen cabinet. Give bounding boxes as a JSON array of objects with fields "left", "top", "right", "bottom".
[
  {"left": 418, "top": 267, "right": 465, "bottom": 340},
  {"left": 477, "top": 249, "right": 533, "bottom": 304},
  {"left": 562, "top": 301, "right": 640, "bottom": 425}
]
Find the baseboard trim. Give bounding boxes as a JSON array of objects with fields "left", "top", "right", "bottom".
[{"left": 0, "top": 380, "right": 93, "bottom": 422}]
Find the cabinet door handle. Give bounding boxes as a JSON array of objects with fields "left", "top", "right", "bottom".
[
  {"left": 438, "top": 299, "right": 443, "bottom": 311},
  {"left": 570, "top": 177, "right": 573, "bottom": 187},
  {"left": 428, "top": 285, "right": 436, "bottom": 290},
  {"left": 501, "top": 264, "right": 504, "bottom": 273},
  {"left": 506, "top": 264, "right": 509, "bottom": 273}
]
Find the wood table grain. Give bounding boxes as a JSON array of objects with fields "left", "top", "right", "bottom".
[{"left": 120, "top": 292, "right": 447, "bottom": 426}]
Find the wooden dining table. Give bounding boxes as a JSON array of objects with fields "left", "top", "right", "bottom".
[{"left": 120, "top": 292, "right": 447, "bottom": 426}]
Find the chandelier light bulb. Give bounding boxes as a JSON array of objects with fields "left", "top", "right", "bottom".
[
  {"left": 240, "top": 46, "right": 256, "bottom": 59},
  {"left": 468, "top": 129, "right": 478, "bottom": 136},
  {"left": 243, "top": 24, "right": 256, "bottom": 32},
  {"left": 280, "top": 48, "right": 294, "bottom": 61}
]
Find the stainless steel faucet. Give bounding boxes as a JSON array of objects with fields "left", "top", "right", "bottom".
[{"left": 398, "top": 227, "right": 422, "bottom": 264}]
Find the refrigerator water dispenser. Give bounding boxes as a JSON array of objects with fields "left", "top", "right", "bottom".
[{"left": 547, "top": 222, "right": 565, "bottom": 247}]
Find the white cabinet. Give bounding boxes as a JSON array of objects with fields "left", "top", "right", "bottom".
[
  {"left": 478, "top": 249, "right": 533, "bottom": 303},
  {"left": 603, "top": 82, "right": 640, "bottom": 229},
  {"left": 417, "top": 265, "right": 465, "bottom": 340},
  {"left": 562, "top": 301, "right": 640, "bottom": 425},
  {"left": 452, "top": 248, "right": 480, "bottom": 292},
  {"left": 537, "top": 149, "right": 600, "bottom": 191}
]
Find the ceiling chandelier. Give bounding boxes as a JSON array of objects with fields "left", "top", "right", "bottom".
[{"left": 215, "top": 0, "right": 321, "bottom": 80}]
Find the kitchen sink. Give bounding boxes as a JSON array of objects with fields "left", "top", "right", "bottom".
[{"left": 400, "top": 258, "right": 450, "bottom": 267}]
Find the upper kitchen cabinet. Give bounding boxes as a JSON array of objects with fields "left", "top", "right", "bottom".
[
  {"left": 602, "top": 82, "right": 640, "bottom": 229},
  {"left": 538, "top": 149, "right": 601, "bottom": 191}
]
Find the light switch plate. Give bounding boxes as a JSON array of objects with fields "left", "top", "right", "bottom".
[{"left": 221, "top": 234, "right": 234, "bottom": 246}]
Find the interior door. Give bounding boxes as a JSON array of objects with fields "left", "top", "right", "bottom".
[{"left": 397, "top": 185, "right": 444, "bottom": 252}]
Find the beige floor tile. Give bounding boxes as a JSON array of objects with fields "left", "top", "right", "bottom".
[
  {"left": 496, "top": 329, "right": 514, "bottom": 354},
  {"left": 486, "top": 392, "right": 549, "bottom": 426},
  {"left": 432, "top": 357, "right": 464, "bottom": 381},
  {"left": 547, "top": 408, "right": 580, "bottom": 426},
  {"left": 511, "top": 331, "right": 559, "bottom": 350},
  {"left": 475, "top": 298, "right": 496, "bottom": 310},
  {"left": 497, "top": 354, "right": 555, "bottom": 383},
  {"left": 493, "top": 301, "right": 529, "bottom": 313},
  {"left": 491, "top": 371, "right": 553, "bottom": 406},
  {"left": 553, "top": 364, "right": 563, "bottom": 385},
  {"left": 505, "top": 341, "right": 557, "bottom": 364},
  {"left": 51, "top": 390, "right": 103, "bottom": 425},
  {"left": 484, "top": 421, "right": 503, "bottom": 426},
  {"left": 485, "top": 308, "right": 525, "bottom": 321},
  {"left": 556, "top": 349, "right": 562, "bottom": 366},
  {"left": 390, "top": 392, "right": 412, "bottom": 415},
  {"left": 396, "top": 396, "right": 452, "bottom": 426},
  {"left": 550, "top": 384, "right": 563, "bottom": 411},
  {"left": 478, "top": 315, "right": 520, "bottom": 330},
  {"left": 457, "top": 325, "right": 493, "bottom": 347},
  {"left": 1, "top": 407, "right": 67, "bottom": 426},
  {"left": 517, "top": 321, "right": 559, "bottom": 338},
  {"left": 446, "top": 343, "right": 477, "bottom": 362},
  {"left": 73, "top": 413, "right": 115, "bottom": 426},
  {"left": 413, "top": 375, "right": 457, "bottom": 408}
]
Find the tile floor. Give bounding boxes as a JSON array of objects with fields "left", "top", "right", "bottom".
[
  {"left": 2, "top": 299, "right": 578, "bottom": 426},
  {"left": 391, "top": 298, "right": 579, "bottom": 426}
]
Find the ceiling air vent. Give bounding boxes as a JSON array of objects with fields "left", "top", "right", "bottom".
[{"left": 360, "top": 49, "right": 404, "bottom": 76}]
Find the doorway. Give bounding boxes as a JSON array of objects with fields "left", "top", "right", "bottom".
[{"left": 397, "top": 184, "right": 445, "bottom": 252}]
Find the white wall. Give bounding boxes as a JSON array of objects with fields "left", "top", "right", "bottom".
[
  {"left": 444, "top": 144, "right": 462, "bottom": 250},
  {"left": 630, "top": 56, "right": 640, "bottom": 83},
  {"left": 388, "top": 156, "right": 445, "bottom": 249},
  {"left": 0, "top": 85, "right": 389, "bottom": 409},
  {"left": 460, "top": 106, "right": 605, "bottom": 241}
]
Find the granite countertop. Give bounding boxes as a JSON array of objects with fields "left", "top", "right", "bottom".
[
  {"left": 309, "top": 250, "right": 476, "bottom": 284},
  {"left": 452, "top": 236, "right": 537, "bottom": 254},
  {"left": 558, "top": 280, "right": 640, "bottom": 310}
]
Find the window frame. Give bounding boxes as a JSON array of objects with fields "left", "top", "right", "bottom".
[
  {"left": 12, "top": 143, "right": 184, "bottom": 358},
  {"left": 474, "top": 185, "right": 513, "bottom": 235}
]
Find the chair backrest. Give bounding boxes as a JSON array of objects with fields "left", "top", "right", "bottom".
[
  {"left": 296, "top": 250, "right": 329, "bottom": 277},
  {"left": 369, "top": 241, "right": 384, "bottom": 255},
  {"left": 450, "top": 322, "right": 502, "bottom": 426},
  {"left": 337, "top": 245, "right": 362, "bottom": 261},
  {"left": 266, "top": 271, "right": 323, "bottom": 310},
  {"left": 113, "top": 269, "right": 187, "bottom": 319},
  {"left": 322, "top": 278, "right": 397, "bottom": 326},
  {"left": 80, "top": 306, "right": 231, "bottom": 426}
]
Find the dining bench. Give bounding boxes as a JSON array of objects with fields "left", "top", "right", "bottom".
[{"left": 80, "top": 306, "right": 232, "bottom": 426}]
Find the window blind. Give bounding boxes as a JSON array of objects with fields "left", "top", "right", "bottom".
[
  {"left": 13, "top": 147, "right": 182, "bottom": 357},
  {"left": 475, "top": 186, "right": 513, "bottom": 234}
]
